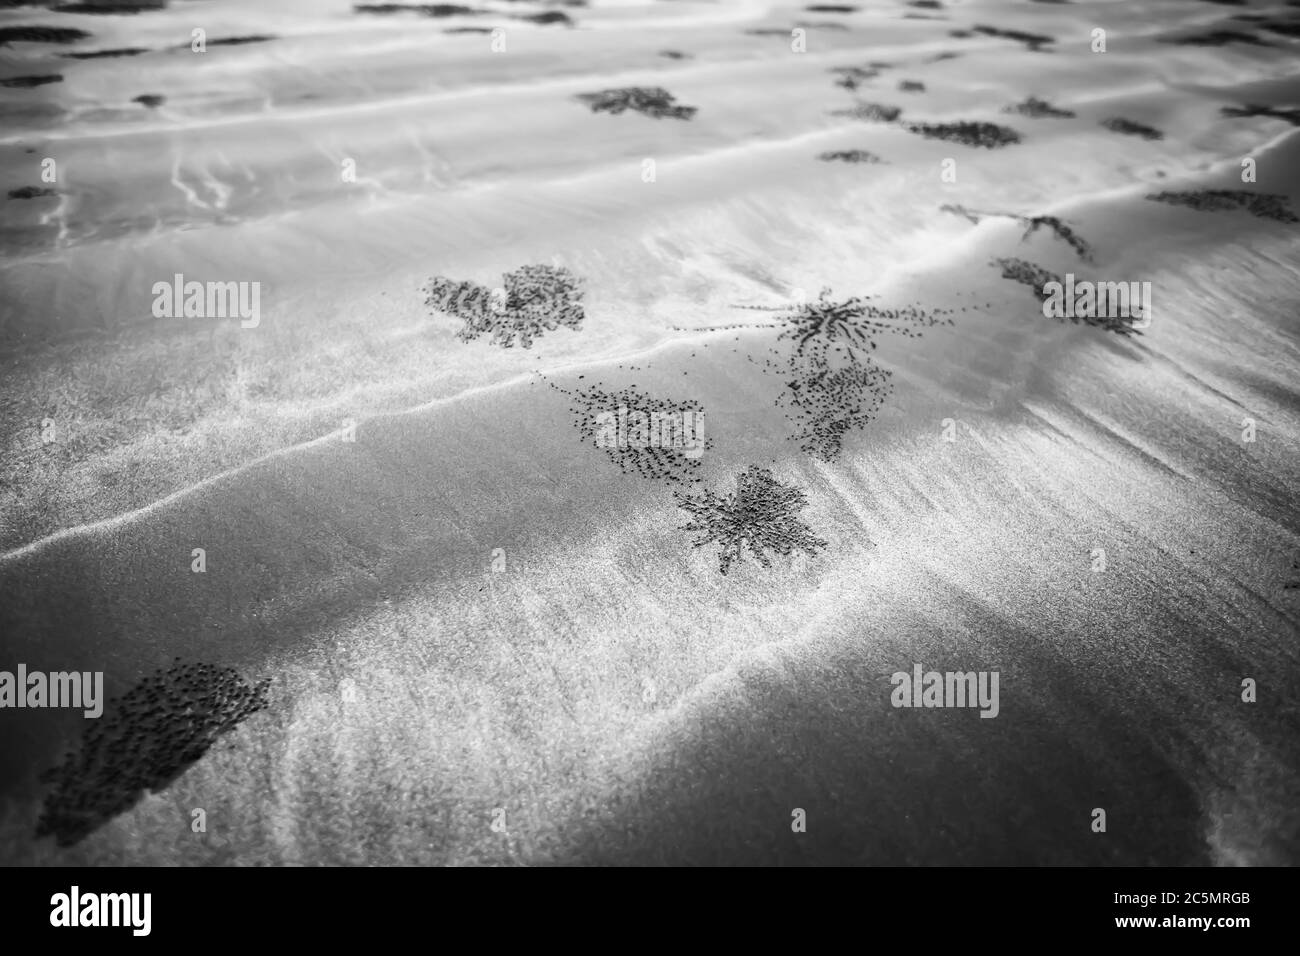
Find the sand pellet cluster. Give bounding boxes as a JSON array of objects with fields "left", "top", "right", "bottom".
[{"left": 36, "top": 661, "right": 270, "bottom": 847}]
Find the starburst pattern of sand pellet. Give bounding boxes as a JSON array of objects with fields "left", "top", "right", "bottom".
[
  {"left": 726, "top": 289, "right": 955, "bottom": 461},
  {"left": 773, "top": 289, "right": 954, "bottom": 357},
  {"left": 36, "top": 661, "right": 271, "bottom": 847},
  {"left": 675, "top": 466, "right": 827, "bottom": 574}
]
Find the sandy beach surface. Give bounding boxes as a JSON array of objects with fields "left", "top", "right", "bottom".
[{"left": 1, "top": 0, "right": 1298, "bottom": 865}]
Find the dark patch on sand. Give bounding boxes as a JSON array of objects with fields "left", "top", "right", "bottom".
[
  {"left": 515, "top": 10, "right": 572, "bottom": 26},
  {"left": 676, "top": 466, "right": 827, "bottom": 574},
  {"left": 424, "top": 264, "right": 585, "bottom": 348},
  {"left": 1161, "top": 29, "right": 1272, "bottom": 46},
  {"left": 903, "top": 120, "right": 1021, "bottom": 147},
  {"left": 8, "top": 186, "right": 58, "bottom": 199},
  {"left": 830, "top": 101, "right": 901, "bottom": 122},
  {"left": 830, "top": 66, "right": 880, "bottom": 91},
  {"left": 1285, "top": 552, "right": 1300, "bottom": 590},
  {"left": 1256, "top": 20, "right": 1300, "bottom": 39},
  {"left": 991, "top": 257, "right": 1142, "bottom": 335},
  {"left": 63, "top": 46, "right": 147, "bottom": 58},
  {"left": 675, "top": 287, "right": 954, "bottom": 461},
  {"left": 206, "top": 35, "right": 276, "bottom": 47},
  {"left": 659, "top": 49, "right": 691, "bottom": 59},
  {"left": 0, "top": 74, "right": 62, "bottom": 88},
  {"left": 735, "top": 289, "right": 952, "bottom": 460},
  {"left": 972, "top": 24, "right": 1054, "bottom": 51},
  {"left": 133, "top": 93, "right": 164, "bottom": 108},
  {"left": 941, "top": 204, "right": 1094, "bottom": 262},
  {"left": 797, "top": 20, "right": 850, "bottom": 31},
  {"left": 36, "top": 661, "right": 271, "bottom": 848},
  {"left": 354, "top": 3, "right": 479, "bottom": 15},
  {"left": 1101, "top": 117, "right": 1163, "bottom": 140},
  {"left": 748, "top": 22, "right": 850, "bottom": 35},
  {"left": 993, "top": 256, "right": 1061, "bottom": 303},
  {"left": 575, "top": 87, "right": 697, "bottom": 120},
  {"left": 552, "top": 381, "right": 711, "bottom": 486},
  {"left": 831, "top": 65, "right": 880, "bottom": 77},
  {"left": 51, "top": 0, "right": 164, "bottom": 12},
  {"left": 774, "top": 350, "right": 895, "bottom": 461},
  {"left": 168, "top": 34, "right": 276, "bottom": 49},
  {"left": 1222, "top": 103, "right": 1300, "bottom": 126},
  {"left": 1003, "top": 95, "right": 1075, "bottom": 118},
  {"left": 0, "top": 26, "right": 91, "bottom": 46},
  {"left": 1145, "top": 189, "right": 1299, "bottom": 223},
  {"left": 898, "top": 79, "right": 925, "bottom": 92},
  {"left": 818, "top": 149, "right": 884, "bottom": 164}
]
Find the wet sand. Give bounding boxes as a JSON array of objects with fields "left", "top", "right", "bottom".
[{"left": 1, "top": 0, "right": 1298, "bottom": 864}]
